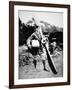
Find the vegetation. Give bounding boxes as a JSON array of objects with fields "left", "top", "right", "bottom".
[{"left": 19, "top": 18, "right": 63, "bottom": 67}]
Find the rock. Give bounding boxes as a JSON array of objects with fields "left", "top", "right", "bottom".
[{"left": 19, "top": 45, "right": 28, "bottom": 54}]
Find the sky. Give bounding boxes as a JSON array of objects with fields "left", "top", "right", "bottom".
[{"left": 19, "top": 10, "right": 63, "bottom": 28}]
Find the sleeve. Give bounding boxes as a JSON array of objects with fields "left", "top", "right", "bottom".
[{"left": 27, "top": 33, "right": 35, "bottom": 48}]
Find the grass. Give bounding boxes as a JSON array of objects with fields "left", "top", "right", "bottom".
[{"left": 19, "top": 50, "right": 63, "bottom": 79}]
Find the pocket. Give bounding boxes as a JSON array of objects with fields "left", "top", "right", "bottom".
[{"left": 32, "top": 40, "right": 40, "bottom": 47}]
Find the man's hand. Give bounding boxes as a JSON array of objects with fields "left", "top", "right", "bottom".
[{"left": 41, "top": 37, "right": 48, "bottom": 44}]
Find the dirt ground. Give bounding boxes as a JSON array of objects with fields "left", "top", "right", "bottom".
[{"left": 19, "top": 52, "right": 63, "bottom": 79}]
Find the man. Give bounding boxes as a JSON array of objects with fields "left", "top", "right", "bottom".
[
  {"left": 27, "top": 18, "right": 57, "bottom": 74},
  {"left": 27, "top": 20, "right": 49, "bottom": 71}
]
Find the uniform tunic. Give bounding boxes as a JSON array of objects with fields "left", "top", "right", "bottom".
[{"left": 27, "top": 28, "right": 47, "bottom": 61}]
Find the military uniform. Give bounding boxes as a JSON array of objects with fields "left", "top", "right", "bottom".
[{"left": 27, "top": 28, "right": 49, "bottom": 71}]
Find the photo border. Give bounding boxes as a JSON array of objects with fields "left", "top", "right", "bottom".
[{"left": 9, "top": 1, "right": 70, "bottom": 89}]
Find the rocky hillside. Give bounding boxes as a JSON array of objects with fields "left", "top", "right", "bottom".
[{"left": 19, "top": 18, "right": 63, "bottom": 48}]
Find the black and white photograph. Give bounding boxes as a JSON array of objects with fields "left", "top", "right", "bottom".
[
  {"left": 9, "top": 1, "right": 70, "bottom": 88},
  {"left": 19, "top": 11, "right": 63, "bottom": 79}
]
